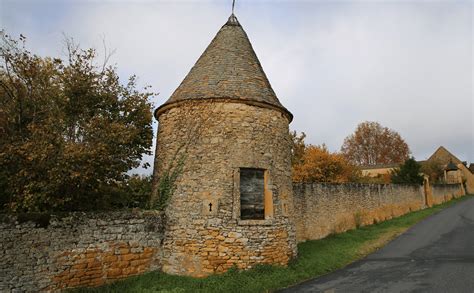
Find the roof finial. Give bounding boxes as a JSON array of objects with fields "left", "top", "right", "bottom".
[{"left": 225, "top": 0, "right": 240, "bottom": 26}]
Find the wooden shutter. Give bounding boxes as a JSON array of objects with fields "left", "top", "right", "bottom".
[{"left": 240, "top": 168, "right": 265, "bottom": 220}]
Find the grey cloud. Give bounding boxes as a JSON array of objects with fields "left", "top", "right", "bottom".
[{"left": 2, "top": 0, "right": 472, "bottom": 173}]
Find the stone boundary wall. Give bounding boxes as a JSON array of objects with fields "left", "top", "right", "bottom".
[
  {"left": 293, "top": 183, "right": 426, "bottom": 242},
  {"left": 0, "top": 183, "right": 465, "bottom": 292},
  {"left": 430, "top": 183, "right": 464, "bottom": 205},
  {"left": 0, "top": 211, "right": 164, "bottom": 292}
]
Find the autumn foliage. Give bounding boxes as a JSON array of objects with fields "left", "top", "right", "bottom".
[
  {"left": 420, "top": 159, "right": 444, "bottom": 183},
  {"left": 0, "top": 34, "right": 154, "bottom": 212},
  {"left": 292, "top": 144, "right": 360, "bottom": 183},
  {"left": 290, "top": 130, "right": 306, "bottom": 166},
  {"left": 341, "top": 121, "right": 410, "bottom": 166}
]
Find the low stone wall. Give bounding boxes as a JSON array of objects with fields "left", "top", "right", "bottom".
[
  {"left": 293, "top": 183, "right": 426, "bottom": 242},
  {"left": 0, "top": 211, "right": 164, "bottom": 292},
  {"left": 1, "top": 183, "right": 465, "bottom": 292},
  {"left": 431, "top": 183, "right": 464, "bottom": 205}
]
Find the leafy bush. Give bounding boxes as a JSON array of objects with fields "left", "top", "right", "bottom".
[
  {"left": 0, "top": 34, "right": 154, "bottom": 212},
  {"left": 106, "top": 175, "right": 153, "bottom": 209},
  {"left": 292, "top": 144, "right": 360, "bottom": 183},
  {"left": 391, "top": 157, "right": 424, "bottom": 184}
]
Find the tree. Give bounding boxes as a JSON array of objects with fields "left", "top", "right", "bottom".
[
  {"left": 420, "top": 159, "right": 444, "bottom": 183},
  {"left": 341, "top": 121, "right": 410, "bottom": 166},
  {"left": 290, "top": 130, "right": 306, "bottom": 166},
  {"left": 391, "top": 157, "right": 424, "bottom": 184},
  {"left": 292, "top": 144, "right": 360, "bottom": 183},
  {"left": 110, "top": 175, "right": 153, "bottom": 209},
  {"left": 0, "top": 34, "right": 154, "bottom": 212}
]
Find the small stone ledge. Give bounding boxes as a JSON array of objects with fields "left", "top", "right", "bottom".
[{"left": 237, "top": 219, "right": 273, "bottom": 226}]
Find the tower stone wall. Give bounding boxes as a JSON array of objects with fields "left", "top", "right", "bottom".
[
  {"left": 154, "top": 101, "right": 297, "bottom": 276},
  {"left": 152, "top": 14, "right": 297, "bottom": 277}
]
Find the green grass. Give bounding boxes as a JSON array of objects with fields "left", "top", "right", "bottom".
[{"left": 75, "top": 195, "right": 472, "bottom": 293}]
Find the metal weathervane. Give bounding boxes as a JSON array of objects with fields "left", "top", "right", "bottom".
[{"left": 232, "top": 0, "right": 235, "bottom": 14}]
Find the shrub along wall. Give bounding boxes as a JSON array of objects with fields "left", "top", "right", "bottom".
[
  {"left": 0, "top": 211, "right": 164, "bottom": 292},
  {"left": 293, "top": 183, "right": 428, "bottom": 242}
]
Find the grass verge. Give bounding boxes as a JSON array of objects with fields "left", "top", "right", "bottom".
[{"left": 75, "top": 195, "right": 472, "bottom": 293}]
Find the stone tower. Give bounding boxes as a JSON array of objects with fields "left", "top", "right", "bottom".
[{"left": 152, "top": 14, "right": 297, "bottom": 277}]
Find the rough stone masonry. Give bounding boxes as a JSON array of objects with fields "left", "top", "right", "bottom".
[
  {"left": 0, "top": 12, "right": 468, "bottom": 292},
  {"left": 0, "top": 211, "right": 163, "bottom": 292},
  {"left": 152, "top": 13, "right": 297, "bottom": 277},
  {"left": 0, "top": 182, "right": 464, "bottom": 291}
]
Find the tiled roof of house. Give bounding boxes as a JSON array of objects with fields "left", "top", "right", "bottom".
[{"left": 428, "top": 146, "right": 462, "bottom": 165}]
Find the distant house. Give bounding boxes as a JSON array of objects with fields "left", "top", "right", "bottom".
[
  {"left": 426, "top": 146, "right": 474, "bottom": 193},
  {"left": 359, "top": 146, "right": 474, "bottom": 194},
  {"left": 444, "top": 160, "right": 461, "bottom": 184}
]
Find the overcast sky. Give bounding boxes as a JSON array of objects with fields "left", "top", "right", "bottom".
[{"left": 1, "top": 0, "right": 473, "bottom": 173}]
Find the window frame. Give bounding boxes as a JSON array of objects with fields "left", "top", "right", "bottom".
[
  {"left": 234, "top": 167, "right": 274, "bottom": 225},
  {"left": 239, "top": 168, "right": 265, "bottom": 220}
]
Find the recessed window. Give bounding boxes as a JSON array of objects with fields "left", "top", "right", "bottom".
[{"left": 240, "top": 168, "right": 265, "bottom": 220}]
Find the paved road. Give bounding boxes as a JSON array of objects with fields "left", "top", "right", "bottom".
[{"left": 281, "top": 197, "right": 474, "bottom": 293}]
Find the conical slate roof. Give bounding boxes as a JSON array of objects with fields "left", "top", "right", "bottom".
[{"left": 155, "top": 14, "right": 292, "bottom": 121}]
